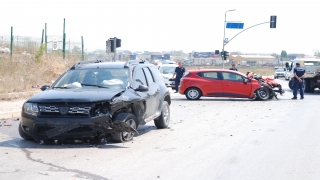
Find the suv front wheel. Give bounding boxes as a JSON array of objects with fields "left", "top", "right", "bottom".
[
  {"left": 154, "top": 101, "right": 170, "bottom": 129},
  {"left": 111, "top": 113, "right": 138, "bottom": 143}
]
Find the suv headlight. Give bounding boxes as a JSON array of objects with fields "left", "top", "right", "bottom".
[
  {"left": 163, "top": 76, "right": 169, "bottom": 79},
  {"left": 24, "top": 103, "right": 39, "bottom": 116}
]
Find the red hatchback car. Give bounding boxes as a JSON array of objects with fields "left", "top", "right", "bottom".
[{"left": 179, "top": 69, "right": 266, "bottom": 100}]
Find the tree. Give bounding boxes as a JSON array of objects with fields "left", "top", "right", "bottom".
[{"left": 281, "top": 50, "right": 288, "bottom": 58}]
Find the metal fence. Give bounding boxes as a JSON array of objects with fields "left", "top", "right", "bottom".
[{"left": 0, "top": 34, "right": 81, "bottom": 55}]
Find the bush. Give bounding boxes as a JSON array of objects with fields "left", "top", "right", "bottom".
[{"left": 0, "top": 53, "right": 78, "bottom": 94}]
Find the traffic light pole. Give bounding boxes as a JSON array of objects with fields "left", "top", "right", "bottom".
[
  {"left": 113, "top": 37, "right": 117, "bottom": 62},
  {"left": 222, "top": 14, "right": 276, "bottom": 69},
  {"left": 224, "top": 21, "right": 273, "bottom": 47},
  {"left": 222, "top": 9, "right": 235, "bottom": 69}
]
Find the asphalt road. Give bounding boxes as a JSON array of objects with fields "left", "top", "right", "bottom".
[{"left": 1, "top": 79, "right": 320, "bottom": 180}]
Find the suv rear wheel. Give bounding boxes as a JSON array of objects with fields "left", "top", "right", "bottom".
[
  {"left": 111, "top": 113, "right": 138, "bottom": 143},
  {"left": 154, "top": 101, "right": 170, "bottom": 129}
]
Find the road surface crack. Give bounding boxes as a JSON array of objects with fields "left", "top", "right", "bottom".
[{"left": 21, "top": 148, "right": 109, "bottom": 180}]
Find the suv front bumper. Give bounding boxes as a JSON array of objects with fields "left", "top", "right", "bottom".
[{"left": 20, "top": 113, "right": 136, "bottom": 140}]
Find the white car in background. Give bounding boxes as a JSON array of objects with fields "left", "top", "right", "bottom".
[{"left": 159, "top": 64, "right": 178, "bottom": 90}]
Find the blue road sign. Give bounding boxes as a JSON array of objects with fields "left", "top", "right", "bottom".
[{"left": 226, "top": 22, "right": 244, "bottom": 29}]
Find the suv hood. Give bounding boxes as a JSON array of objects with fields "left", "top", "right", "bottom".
[{"left": 27, "top": 88, "right": 124, "bottom": 103}]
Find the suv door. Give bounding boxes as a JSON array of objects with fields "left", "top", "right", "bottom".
[
  {"left": 132, "top": 66, "right": 159, "bottom": 118},
  {"left": 142, "top": 67, "right": 160, "bottom": 117},
  {"left": 220, "top": 72, "right": 251, "bottom": 97}
]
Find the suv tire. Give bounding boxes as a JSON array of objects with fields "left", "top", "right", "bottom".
[
  {"left": 18, "top": 122, "right": 33, "bottom": 140},
  {"left": 154, "top": 101, "right": 170, "bottom": 129},
  {"left": 111, "top": 113, "right": 138, "bottom": 143}
]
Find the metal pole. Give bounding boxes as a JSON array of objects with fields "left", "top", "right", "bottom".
[
  {"left": 222, "top": 9, "right": 235, "bottom": 69},
  {"left": 10, "top": 26, "right": 13, "bottom": 56},
  {"left": 63, "top": 18, "right": 66, "bottom": 59},
  {"left": 81, "top": 36, "right": 84, "bottom": 61},
  {"left": 224, "top": 21, "right": 271, "bottom": 46},
  {"left": 45, "top": 23, "right": 47, "bottom": 53},
  {"left": 113, "top": 37, "right": 117, "bottom": 62},
  {"left": 41, "top": 29, "right": 44, "bottom": 44}
]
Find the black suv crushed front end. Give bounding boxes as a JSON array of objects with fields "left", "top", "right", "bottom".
[
  {"left": 20, "top": 88, "right": 145, "bottom": 141},
  {"left": 19, "top": 60, "right": 171, "bottom": 143}
]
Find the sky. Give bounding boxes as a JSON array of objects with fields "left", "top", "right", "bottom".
[{"left": 1, "top": 0, "right": 320, "bottom": 55}]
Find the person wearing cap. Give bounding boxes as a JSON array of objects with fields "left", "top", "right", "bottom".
[
  {"left": 292, "top": 62, "right": 306, "bottom": 99},
  {"left": 229, "top": 64, "right": 238, "bottom": 71}
]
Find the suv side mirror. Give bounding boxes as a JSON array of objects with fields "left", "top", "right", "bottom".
[
  {"left": 243, "top": 78, "right": 248, "bottom": 84},
  {"left": 40, "top": 85, "right": 50, "bottom": 91},
  {"left": 135, "top": 85, "right": 149, "bottom": 92}
]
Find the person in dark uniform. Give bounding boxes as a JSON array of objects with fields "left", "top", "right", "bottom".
[
  {"left": 172, "top": 62, "right": 185, "bottom": 93},
  {"left": 229, "top": 64, "right": 238, "bottom": 71},
  {"left": 292, "top": 62, "right": 306, "bottom": 99}
]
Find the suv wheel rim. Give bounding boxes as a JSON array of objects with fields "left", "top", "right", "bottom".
[
  {"left": 188, "top": 89, "right": 199, "bottom": 99},
  {"left": 123, "top": 119, "right": 136, "bottom": 141},
  {"left": 163, "top": 104, "right": 169, "bottom": 123}
]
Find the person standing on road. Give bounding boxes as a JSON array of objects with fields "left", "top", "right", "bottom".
[
  {"left": 292, "top": 62, "right": 306, "bottom": 100},
  {"left": 172, "top": 62, "right": 185, "bottom": 93},
  {"left": 229, "top": 64, "right": 238, "bottom": 71}
]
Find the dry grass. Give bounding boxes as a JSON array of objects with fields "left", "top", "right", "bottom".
[{"left": 0, "top": 53, "right": 79, "bottom": 94}]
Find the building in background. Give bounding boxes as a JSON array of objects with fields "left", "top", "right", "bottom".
[{"left": 229, "top": 55, "right": 276, "bottom": 66}]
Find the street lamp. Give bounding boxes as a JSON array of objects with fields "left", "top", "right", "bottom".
[{"left": 222, "top": 9, "right": 235, "bottom": 69}]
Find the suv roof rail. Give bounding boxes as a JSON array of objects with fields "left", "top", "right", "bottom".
[
  {"left": 124, "top": 59, "right": 149, "bottom": 67},
  {"left": 69, "top": 59, "right": 106, "bottom": 70}
]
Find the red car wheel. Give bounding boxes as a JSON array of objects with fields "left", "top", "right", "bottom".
[{"left": 185, "top": 88, "right": 202, "bottom": 100}]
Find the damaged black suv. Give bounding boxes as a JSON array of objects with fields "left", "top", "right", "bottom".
[{"left": 19, "top": 60, "right": 171, "bottom": 143}]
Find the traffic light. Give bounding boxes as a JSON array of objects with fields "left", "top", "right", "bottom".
[
  {"left": 221, "top": 51, "right": 224, "bottom": 58},
  {"left": 215, "top": 50, "right": 220, "bottom": 54},
  {"left": 223, "top": 51, "right": 229, "bottom": 60},
  {"left": 109, "top": 39, "right": 115, "bottom": 52},
  {"left": 116, "top": 39, "right": 121, "bottom": 48},
  {"left": 107, "top": 38, "right": 121, "bottom": 52},
  {"left": 270, "top": 16, "right": 277, "bottom": 28}
]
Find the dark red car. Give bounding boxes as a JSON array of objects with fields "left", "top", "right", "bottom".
[{"left": 179, "top": 69, "right": 268, "bottom": 100}]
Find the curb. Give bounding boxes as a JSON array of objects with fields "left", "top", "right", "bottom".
[{"left": 0, "top": 111, "right": 21, "bottom": 119}]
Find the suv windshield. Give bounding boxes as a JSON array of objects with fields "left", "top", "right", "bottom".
[
  {"left": 53, "top": 68, "right": 130, "bottom": 89},
  {"left": 276, "top": 69, "right": 285, "bottom": 72},
  {"left": 160, "top": 66, "right": 176, "bottom": 74}
]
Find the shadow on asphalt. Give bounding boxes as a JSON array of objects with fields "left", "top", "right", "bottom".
[
  {"left": 0, "top": 124, "right": 158, "bottom": 149},
  {"left": 172, "top": 98, "right": 255, "bottom": 102}
]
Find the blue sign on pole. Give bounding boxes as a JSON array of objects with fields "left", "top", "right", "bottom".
[{"left": 226, "top": 22, "right": 244, "bottom": 29}]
